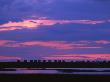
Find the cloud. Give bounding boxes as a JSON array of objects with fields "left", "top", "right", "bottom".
[
  {"left": 43, "top": 54, "right": 110, "bottom": 60},
  {"left": 0, "top": 40, "right": 16, "bottom": 46},
  {"left": 0, "top": 40, "right": 103, "bottom": 49},
  {"left": 19, "top": 41, "right": 74, "bottom": 49},
  {"left": 0, "top": 56, "right": 21, "bottom": 60},
  {"left": 95, "top": 40, "right": 110, "bottom": 44},
  {"left": 19, "top": 41, "right": 101, "bottom": 49},
  {"left": 0, "top": 19, "right": 106, "bottom": 31},
  {"left": 0, "top": 27, "right": 23, "bottom": 31}
]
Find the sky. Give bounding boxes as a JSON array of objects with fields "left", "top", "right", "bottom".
[{"left": 0, "top": 0, "right": 110, "bottom": 61}]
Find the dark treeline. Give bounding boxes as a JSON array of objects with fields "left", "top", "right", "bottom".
[{"left": 0, "top": 60, "right": 110, "bottom": 68}]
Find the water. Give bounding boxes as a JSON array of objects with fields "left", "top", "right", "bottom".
[{"left": 1, "top": 68, "right": 110, "bottom": 75}]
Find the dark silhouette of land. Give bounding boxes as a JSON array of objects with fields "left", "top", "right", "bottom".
[
  {"left": 0, "top": 60, "right": 110, "bottom": 68},
  {"left": 0, "top": 60, "right": 110, "bottom": 82}
]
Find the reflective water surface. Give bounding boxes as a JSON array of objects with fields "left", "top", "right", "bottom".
[{"left": 1, "top": 68, "right": 110, "bottom": 75}]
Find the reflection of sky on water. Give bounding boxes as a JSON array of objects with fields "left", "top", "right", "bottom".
[{"left": 1, "top": 68, "right": 110, "bottom": 75}]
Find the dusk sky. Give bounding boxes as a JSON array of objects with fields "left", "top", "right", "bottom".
[{"left": 0, "top": 0, "right": 110, "bottom": 61}]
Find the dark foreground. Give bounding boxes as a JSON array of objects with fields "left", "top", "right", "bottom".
[{"left": 0, "top": 74, "right": 110, "bottom": 82}]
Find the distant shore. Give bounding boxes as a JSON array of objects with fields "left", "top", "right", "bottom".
[{"left": 1, "top": 60, "right": 110, "bottom": 68}]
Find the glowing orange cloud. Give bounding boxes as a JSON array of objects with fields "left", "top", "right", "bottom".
[
  {"left": 0, "top": 56, "right": 21, "bottom": 60},
  {"left": 43, "top": 54, "right": 110, "bottom": 60},
  {"left": 0, "top": 19, "right": 106, "bottom": 31},
  {"left": 0, "top": 20, "right": 39, "bottom": 29}
]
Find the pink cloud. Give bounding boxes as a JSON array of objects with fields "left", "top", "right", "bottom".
[
  {"left": 20, "top": 41, "right": 74, "bottom": 49},
  {"left": 0, "top": 27, "right": 23, "bottom": 32},
  {"left": 43, "top": 54, "right": 110, "bottom": 60},
  {"left": 0, "top": 56, "right": 21, "bottom": 60},
  {"left": 0, "top": 40, "right": 110, "bottom": 49},
  {"left": 0, "top": 18, "right": 106, "bottom": 31},
  {"left": 0, "top": 40, "right": 16, "bottom": 46},
  {"left": 12, "top": 41, "right": 102, "bottom": 49},
  {"left": 95, "top": 40, "right": 110, "bottom": 44},
  {"left": 0, "top": 40, "right": 105, "bottom": 49}
]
